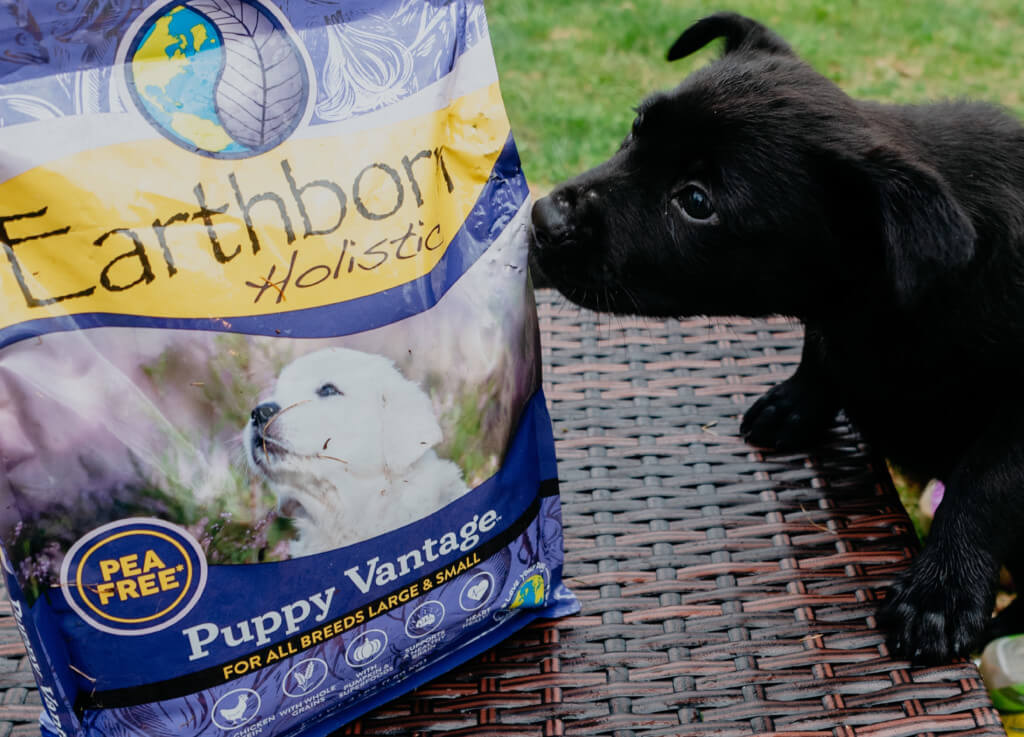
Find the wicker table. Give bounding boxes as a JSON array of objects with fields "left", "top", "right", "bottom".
[{"left": 0, "top": 290, "right": 1005, "bottom": 737}]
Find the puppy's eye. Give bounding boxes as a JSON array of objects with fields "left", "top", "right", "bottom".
[
  {"left": 316, "top": 383, "right": 343, "bottom": 398},
  {"left": 674, "top": 184, "right": 716, "bottom": 222}
]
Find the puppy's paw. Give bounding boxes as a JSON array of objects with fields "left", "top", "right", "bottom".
[
  {"left": 740, "top": 376, "right": 835, "bottom": 450},
  {"left": 877, "top": 549, "right": 996, "bottom": 664}
]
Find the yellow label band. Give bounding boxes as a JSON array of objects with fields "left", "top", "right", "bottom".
[{"left": 0, "top": 83, "right": 509, "bottom": 332}]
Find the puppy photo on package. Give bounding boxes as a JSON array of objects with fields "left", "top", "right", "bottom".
[
  {"left": 245, "top": 347, "right": 471, "bottom": 556},
  {"left": 0, "top": 2, "right": 577, "bottom": 736}
]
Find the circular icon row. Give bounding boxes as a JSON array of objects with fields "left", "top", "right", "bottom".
[{"left": 211, "top": 571, "right": 500, "bottom": 729}]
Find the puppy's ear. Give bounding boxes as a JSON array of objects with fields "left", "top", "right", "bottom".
[
  {"left": 877, "top": 158, "right": 976, "bottom": 304},
  {"left": 832, "top": 149, "right": 976, "bottom": 306},
  {"left": 667, "top": 12, "right": 793, "bottom": 61},
  {"left": 380, "top": 379, "right": 443, "bottom": 473}
]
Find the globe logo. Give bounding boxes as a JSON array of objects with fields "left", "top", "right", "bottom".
[
  {"left": 510, "top": 574, "right": 546, "bottom": 609},
  {"left": 123, "top": 0, "right": 310, "bottom": 158}
]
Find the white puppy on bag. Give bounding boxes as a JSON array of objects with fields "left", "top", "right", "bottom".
[{"left": 244, "top": 347, "right": 469, "bottom": 557}]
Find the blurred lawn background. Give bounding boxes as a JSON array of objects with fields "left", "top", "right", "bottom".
[
  {"left": 485, "top": 0, "right": 1021, "bottom": 701},
  {"left": 486, "top": 0, "right": 1024, "bottom": 190}
]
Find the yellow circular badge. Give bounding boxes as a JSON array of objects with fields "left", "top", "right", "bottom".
[{"left": 59, "top": 518, "right": 208, "bottom": 636}]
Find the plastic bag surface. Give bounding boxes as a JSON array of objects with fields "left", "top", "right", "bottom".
[{"left": 0, "top": 2, "right": 576, "bottom": 735}]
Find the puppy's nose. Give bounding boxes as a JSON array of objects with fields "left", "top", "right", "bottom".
[
  {"left": 531, "top": 192, "right": 574, "bottom": 247},
  {"left": 251, "top": 402, "right": 280, "bottom": 427}
]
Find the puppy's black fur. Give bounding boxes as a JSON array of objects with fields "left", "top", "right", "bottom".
[{"left": 530, "top": 12, "right": 1024, "bottom": 664}]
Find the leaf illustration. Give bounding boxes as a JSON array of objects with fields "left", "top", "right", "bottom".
[
  {"left": 317, "top": 17, "right": 413, "bottom": 121},
  {"left": 189, "top": 0, "right": 307, "bottom": 150},
  {"left": 0, "top": 94, "right": 63, "bottom": 121}
]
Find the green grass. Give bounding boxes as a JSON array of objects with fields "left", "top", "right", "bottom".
[{"left": 486, "top": 0, "right": 1024, "bottom": 189}]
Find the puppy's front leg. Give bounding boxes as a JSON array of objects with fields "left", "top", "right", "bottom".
[
  {"left": 740, "top": 329, "right": 839, "bottom": 450},
  {"left": 878, "top": 412, "right": 1024, "bottom": 663}
]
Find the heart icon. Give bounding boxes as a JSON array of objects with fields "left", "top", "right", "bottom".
[{"left": 467, "top": 580, "right": 489, "bottom": 601}]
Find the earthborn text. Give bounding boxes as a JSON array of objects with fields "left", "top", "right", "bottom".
[{"left": 0, "top": 147, "right": 454, "bottom": 309}]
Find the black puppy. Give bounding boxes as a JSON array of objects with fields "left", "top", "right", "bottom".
[{"left": 529, "top": 12, "right": 1024, "bottom": 664}]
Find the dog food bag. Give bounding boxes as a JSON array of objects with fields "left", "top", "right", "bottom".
[{"left": 0, "top": 2, "right": 578, "bottom": 735}]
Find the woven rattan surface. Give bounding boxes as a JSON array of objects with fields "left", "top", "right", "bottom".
[{"left": 0, "top": 289, "right": 1005, "bottom": 737}]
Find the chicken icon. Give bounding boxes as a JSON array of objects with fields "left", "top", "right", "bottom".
[
  {"left": 218, "top": 693, "right": 251, "bottom": 725},
  {"left": 292, "top": 661, "right": 317, "bottom": 691}
]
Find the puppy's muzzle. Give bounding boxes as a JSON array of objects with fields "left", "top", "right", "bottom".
[
  {"left": 531, "top": 192, "right": 576, "bottom": 248},
  {"left": 531, "top": 184, "right": 614, "bottom": 290},
  {"left": 249, "top": 401, "right": 284, "bottom": 464},
  {"left": 530, "top": 189, "right": 590, "bottom": 283},
  {"left": 251, "top": 402, "right": 281, "bottom": 429}
]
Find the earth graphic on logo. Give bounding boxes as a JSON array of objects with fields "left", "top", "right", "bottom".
[
  {"left": 510, "top": 574, "right": 546, "bottom": 609},
  {"left": 125, "top": 0, "right": 309, "bottom": 158}
]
